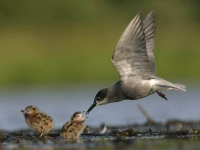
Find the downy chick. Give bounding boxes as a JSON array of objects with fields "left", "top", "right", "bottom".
[
  {"left": 21, "top": 106, "right": 54, "bottom": 137},
  {"left": 60, "top": 111, "right": 85, "bottom": 139}
]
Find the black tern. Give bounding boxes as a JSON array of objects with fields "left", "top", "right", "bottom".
[{"left": 86, "top": 11, "right": 186, "bottom": 115}]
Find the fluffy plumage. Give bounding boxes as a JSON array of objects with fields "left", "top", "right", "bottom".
[
  {"left": 21, "top": 106, "right": 54, "bottom": 137},
  {"left": 60, "top": 111, "right": 86, "bottom": 139}
]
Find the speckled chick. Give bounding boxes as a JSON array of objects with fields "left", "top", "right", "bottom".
[
  {"left": 21, "top": 106, "right": 54, "bottom": 137},
  {"left": 60, "top": 111, "right": 86, "bottom": 139}
]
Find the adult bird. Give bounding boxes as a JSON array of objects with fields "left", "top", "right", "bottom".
[{"left": 86, "top": 11, "right": 186, "bottom": 115}]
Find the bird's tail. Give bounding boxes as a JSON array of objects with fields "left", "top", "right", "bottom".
[
  {"left": 172, "top": 83, "right": 187, "bottom": 92},
  {"left": 156, "top": 79, "right": 186, "bottom": 92},
  {"left": 156, "top": 82, "right": 186, "bottom": 92},
  {"left": 154, "top": 77, "right": 186, "bottom": 92}
]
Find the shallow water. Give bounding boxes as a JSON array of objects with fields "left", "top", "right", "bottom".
[
  {"left": 0, "top": 84, "right": 199, "bottom": 131},
  {"left": 1, "top": 131, "right": 200, "bottom": 150}
]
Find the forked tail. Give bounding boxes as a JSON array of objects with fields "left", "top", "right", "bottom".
[
  {"left": 173, "top": 83, "right": 186, "bottom": 92},
  {"left": 156, "top": 83, "right": 186, "bottom": 92}
]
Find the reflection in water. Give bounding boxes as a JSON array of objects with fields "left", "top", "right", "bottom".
[
  {"left": 0, "top": 85, "right": 199, "bottom": 131},
  {"left": 37, "top": 147, "right": 55, "bottom": 150},
  {"left": 113, "top": 138, "right": 136, "bottom": 150}
]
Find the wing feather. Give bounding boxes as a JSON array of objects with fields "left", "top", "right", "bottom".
[
  {"left": 112, "top": 12, "right": 155, "bottom": 80},
  {"left": 143, "top": 11, "right": 156, "bottom": 74}
]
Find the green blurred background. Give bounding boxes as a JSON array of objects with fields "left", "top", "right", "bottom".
[{"left": 0, "top": 0, "right": 199, "bottom": 86}]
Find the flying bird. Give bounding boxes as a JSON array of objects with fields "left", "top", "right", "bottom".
[{"left": 86, "top": 11, "right": 186, "bottom": 115}]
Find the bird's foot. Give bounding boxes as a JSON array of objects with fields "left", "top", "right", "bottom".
[{"left": 157, "top": 91, "right": 168, "bottom": 101}]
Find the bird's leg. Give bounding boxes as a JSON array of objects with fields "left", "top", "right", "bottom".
[{"left": 157, "top": 91, "right": 168, "bottom": 101}]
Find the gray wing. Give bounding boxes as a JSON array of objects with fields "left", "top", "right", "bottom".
[
  {"left": 111, "top": 12, "right": 155, "bottom": 80},
  {"left": 143, "top": 11, "right": 156, "bottom": 75}
]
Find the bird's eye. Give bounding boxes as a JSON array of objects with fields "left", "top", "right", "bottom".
[{"left": 96, "top": 97, "right": 100, "bottom": 101}]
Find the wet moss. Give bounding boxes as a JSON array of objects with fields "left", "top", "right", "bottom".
[
  {"left": 1, "top": 123, "right": 200, "bottom": 149},
  {"left": 109, "top": 128, "right": 137, "bottom": 137}
]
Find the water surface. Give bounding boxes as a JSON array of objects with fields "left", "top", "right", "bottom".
[{"left": 0, "top": 84, "right": 199, "bottom": 131}]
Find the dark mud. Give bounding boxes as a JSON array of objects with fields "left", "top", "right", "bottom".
[{"left": 1, "top": 120, "right": 200, "bottom": 150}]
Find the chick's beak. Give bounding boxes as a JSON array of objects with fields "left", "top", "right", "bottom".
[
  {"left": 86, "top": 103, "right": 96, "bottom": 115},
  {"left": 21, "top": 110, "right": 24, "bottom": 113}
]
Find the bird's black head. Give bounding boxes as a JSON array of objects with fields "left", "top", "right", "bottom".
[{"left": 86, "top": 88, "right": 108, "bottom": 115}]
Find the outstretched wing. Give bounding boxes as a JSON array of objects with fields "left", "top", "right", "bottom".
[
  {"left": 143, "top": 11, "right": 156, "bottom": 75},
  {"left": 111, "top": 12, "right": 155, "bottom": 80}
]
